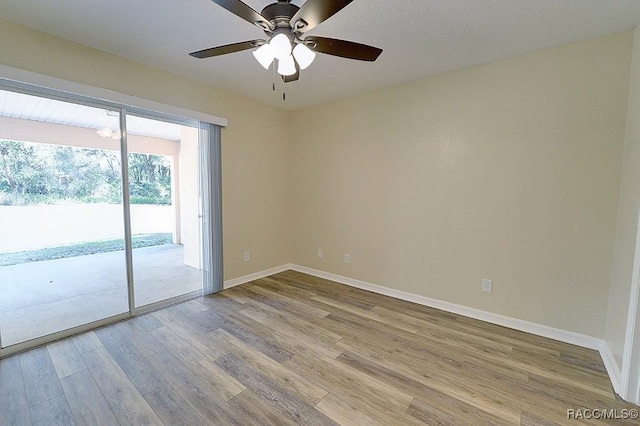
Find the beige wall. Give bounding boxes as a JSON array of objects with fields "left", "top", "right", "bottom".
[
  {"left": 1, "top": 16, "right": 637, "bottom": 341},
  {"left": 0, "top": 18, "right": 292, "bottom": 281},
  {"left": 606, "top": 27, "right": 640, "bottom": 365},
  {"left": 291, "top": 32, "right": 632, "bottom": 338}
]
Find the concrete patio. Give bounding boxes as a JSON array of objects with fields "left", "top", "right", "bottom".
[{"left": 0, "top": 244, "right": 201, "bottom": 347}]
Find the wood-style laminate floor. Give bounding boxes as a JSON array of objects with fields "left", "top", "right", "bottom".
[{"left": 1, "top": 270, "right": 637, "bottom": 425}]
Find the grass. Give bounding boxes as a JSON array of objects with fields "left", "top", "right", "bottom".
[{"left": 0, "top": 233, "right": 173, "bottom": 267}]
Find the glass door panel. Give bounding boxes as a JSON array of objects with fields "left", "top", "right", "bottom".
[
  {"left": 125, "top": 114, "right": 202, "bottom": 309},
  {"left": 0, "top": 89, "right": 129, "bottom": 347}
]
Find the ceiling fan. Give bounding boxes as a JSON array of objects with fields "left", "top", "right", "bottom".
[{"left": 189, "top": 0, "right": 383, "bottom": 83}]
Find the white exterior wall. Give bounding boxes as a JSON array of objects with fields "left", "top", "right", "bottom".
[{"left": 0, "top": 204, "right": 173, "bottom": 252}]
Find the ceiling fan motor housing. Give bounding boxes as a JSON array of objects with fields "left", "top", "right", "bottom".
[{"left": 261, "top": 2, "right": 300, "bottom": 32}]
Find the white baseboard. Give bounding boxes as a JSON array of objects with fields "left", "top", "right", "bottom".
[
  {"left": 600, "top": 340, "right": 622, "bottom": 395},
  {"left": 224, "top": 264, "right": 293, "bottom": 289},
  {"left": 225, "top": 263, "right": 621, "bottom": 395},
  {"left": 289, "top": 264, "right": 602, "bottom": 351}
]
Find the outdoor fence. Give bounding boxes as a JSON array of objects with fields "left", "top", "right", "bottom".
[{"left": 0, "top": 204, "right": 174, "bottom": 253}]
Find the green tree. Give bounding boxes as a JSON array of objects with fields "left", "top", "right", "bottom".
[
  {"left": 0, "top": 141, "right": 53, "bottom": 196},
  {"left": 128, "top": 153, "right": 172, "bottom": 205},
  {"left": 51, "top": 146, "right": 103, "bottom": 198},
  {"left": 0, "top": 140, "right": 172, "bottom": 205}
]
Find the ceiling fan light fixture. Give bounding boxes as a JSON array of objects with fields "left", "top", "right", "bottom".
[
  {"left": 189, "top": 0, "right": 384, "bottom": 86},
  {"left": 96, "top": 127, "right": 113, "bottom": 138},
  {"left": 293, "top": 43, "right": 316, "bottom": 70},
  {"left": 253, "top": 43, "right": 275, "bottom": 69},
  {"left": 270, "top": 33, "right": 292, "bottom": 60},
  {"left": 277, "top": 55, "right": 297, "bottom": 76}
]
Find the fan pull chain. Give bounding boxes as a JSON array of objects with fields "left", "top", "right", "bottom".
[{"left": 271, "top": 61, "right": 285, "bottom": 101}]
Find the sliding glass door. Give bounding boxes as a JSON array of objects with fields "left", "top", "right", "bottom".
[
  {"left": 0, "top": 85, "right": 213, "bottom": 355},
  {"left": 0, "top": 90, "right": 129, "bottom": 347},
  {"left": 125, "top": 114, "right": 203, "bottom": 309}
]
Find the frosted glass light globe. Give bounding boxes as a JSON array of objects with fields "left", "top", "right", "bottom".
[
  {"left": 253, "top": 43, "right": 275, "bottom": 69},
  {"left": 270, "top": 33, "right": 292, "bottom": 60},
  {"left": 277, "top": 55, "right": 296, "bottom": 76},
  {"left": 293, "top": 43, "right": 316, "bottom": 70}
]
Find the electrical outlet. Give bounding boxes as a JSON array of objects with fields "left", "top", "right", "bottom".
[
  {"left": 317, "top": 248, "right": 323, "bottom": 258},
  {"left": 244, "top": 251, "right": 250, "bottom": 262},
  {"left": 344, "top": 254, "right": 350, "bottom": 264},
  {"left": 482, "top": 279, "right": 493, "bottom": 293}
]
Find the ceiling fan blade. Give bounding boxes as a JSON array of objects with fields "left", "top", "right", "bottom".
[
  {"left": 210, "top": 0, "right": 270, "bottom": 29},
  {"left": 290, "top": 0, "right": 354, "bottom": 33},
  {"left": 305, "top": 36, "right": 382, "bottom": 61},
  {"left": 189, "top": 40, "right": 265, "bottom": 59}
]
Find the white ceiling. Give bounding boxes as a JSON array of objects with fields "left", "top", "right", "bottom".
[{"left": 1, "top": 0, "right": 639, "bottom": 111}]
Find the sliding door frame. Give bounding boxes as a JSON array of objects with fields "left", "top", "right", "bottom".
[
  {"left": 120, "top": 108, "right": 135, "bottom": 314},
  {"left": 0, "top": 78, "right": 215, "bottom": 359}
]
